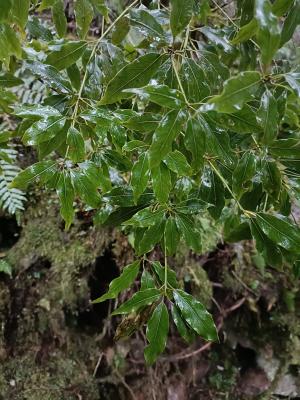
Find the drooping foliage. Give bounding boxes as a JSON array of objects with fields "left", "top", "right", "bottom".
[{"left": 2, "top": 0, "right": 300, "bottom": 363}]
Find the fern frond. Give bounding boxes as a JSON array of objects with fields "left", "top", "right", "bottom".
[{"left": 0, "top": 149, "right": 26, "bottom": 215}]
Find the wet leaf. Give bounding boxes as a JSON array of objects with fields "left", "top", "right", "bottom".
[
  {"left": 144, "top": 302, "right": 169, "bottom": 365},
  {"left": 93, "top": 260, "right": 140, "bottom": 303}
]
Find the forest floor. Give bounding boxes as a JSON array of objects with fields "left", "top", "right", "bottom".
[{"left": 0, "top": 192, "right": 300, "bottom": 400}]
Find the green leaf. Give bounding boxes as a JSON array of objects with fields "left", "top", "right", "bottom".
[
  {"left": 173, "top": 289, "right": 218, "bottom": 341},
  {"left": 52, "top": 0, "right": 67, "bottom": 37},
  {"left": 75, "top": 0, "right": 94, "bottom": 39},
  {"left": 206, "top": 105, "right": 261, "bottom": 134},
  {"left": 10, "top": 161, "right": 57, "bottom": 190},
  {"left": 164, "top": 217, "right": 180, "bottom": 256},
  {"left": 185, "top": 116, "right": 206, "bottom": 172},
  {"left": 138, "top": 218, "right": 166, "bottom": 255},
  {"left": 255, "top": 0, "right": 280, "bottom": 66},
  {"left": 67, "top": 64, "right": 81, "bottom": 90},
  {"left": 250, "top": 219, "right": 283, "bottom": 268},
  {"left": 26, "top": 61, "right": 72, "bottom": 93},
  {"left": 0, "top": 0, "right": 12, "bottom": 22},
  {"left": 0, "top": 260, "right": 12, "bottom": 277},
  {"left": 280, "top": 0, "right": 300, "bottom": 46},
  {"left": 131, "top": 153, "right": 149, "bottom": 203},
  {"left": 111, "top": 16, "right": 130, "bottom": 45},
  {"left": 130, "top": 8, "right": 166, "bottom": 43},
  {"left": 151, "top": 162, "right": 172, "bottom": 204},
  {"left": 93, "top": 260, "right": 140, "bottom": 303},
  {"left": 170, "top": 0, "right": 194, "bottom": 37},
  {"left": 141, "top": 270, "right": 156, "bottom": 290},
  {"left": 100, "top": 53, "right": 168, "bottom": 105},
  {"left": 262, "top": 160, "right": 282, "bottom": 201},
  {"left": 149, "top": 109, "right": 186, "bottom": 168},
  {"left": 171, "top": 304, "right": 195, "bottom": 344},
  {"left": 0, "top": 24, "right": 22, "bottom": 63},
  {"left": 233, "top": 152, "right": 256, "bottom": 199},
  {"left": 0, "top": 73, "right": 23, "bottom": 88},
  {"left": 151, "top": 261, "right": 179, "bottom": 289},
  {"left": 144, "top": 302, "right": 169, "bottom": 365},
  {"left": 23, "top": 116, "right": 66, "bottom": 145},
  {"left": 272, "top": 0, "right": 294, "bottom": 16},
  {"left": 14, "top": 104, "right": 61, "bottom": 119},
  {"left": 270, "top": 138, "right": 300, "bottom": 159},
  {"left": 204, "top": 71, "right": 261, "bottom": 113},
  {"left": 111, "top": 288, "right": 161, "bottom": 315},
  {"left": 175, "top": 214, "right": 202, "bottom": 253},
  {"left": 123, "top": 140, "right": 148, "bottom": 152},
  {"left": 284, "top": 71, "right": 300, "bottom": 96},
  {"left": 255, "top": 213, "right": 300, "bottom": 253},
  {"left": 66, "top": 127, "right": 85, "bottom": 163},
  {"left": 181, "top": 59, "right": 210, "bottom": 103},
  {"left": 40, "top": 0, "right": 56, "bottom": 10},
  {"left": 11, "top": 0, "right": 30, "bottom": 29},
  {"left": 199, "top": 166, "right": 225, "bottom": 219},
  {"left": 122, "top": 112, "right": 160, "bottom": 132},
  {"left": 164, "top": 150, "right": 192, "bottom": 176},
  {"left": 257, "top": 90, "right": 278, "bottom": 145},
  {"left": 125, "top": 84, "right": 185, "bottom": 110},
  {"left": 89, "top": 0, "right": 108, "bottom": 18},
  {"left": 125, "top": 207, "right": 165, "bottom": 228},
  {"left": 71, "top": 163, "right": 101, "bottom": 208},
  {"left": 231, "top": 19, "right": 258, "bottom": 44},
  {"left": 56, "top": 170, "right": 75, "bottom": 229},
  {"left": 46, "top": 41, "right": 87, "bottom": 70}
]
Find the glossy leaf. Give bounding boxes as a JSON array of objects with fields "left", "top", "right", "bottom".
[
  {"left": 46, "top": 41, "right": 88, "bottom": 70},
  {"left": 151, "top": 162, "right": 172, "bottom": 204},
  {"left": 204, "top": 72, "right": 261, "bottom": 113},
  {"left": 0, "top": 73, "right": 23, "bottom": 88},
  {"left": 125, "top": 84, "right": 185, "bottom": 110},
  {"left": 23, "top": 116, "right": 65, "bottom": 146},
  {"left": 151, "top": 261, "right": 179, "bottom": 289},
  {"left": 149, "top": 109, "right": 186, "bottom": 168},
  {"left": 52, "top": 0, "right": 67, "bottom": 37},
  {"left": 255, "top": 213, "right": 300, "bottom": 253},
  {"left": 170, "top": 0, "right": 194, "bottom": 37},
  {"left": 75, "top": 0, "right": 94, "bottom": 39},
  {"left": 164, "top": 217, "right": 180, "bottom": 256},
  {"left": 280, "top": 0, "right": 300, "bottom": 46},
  {"left": 67, "top": 127, "right": 85, "bottom": 163},
  {"left": 185, "top": 116, "right": 207, "bottom": 172},
  {"left": 233, "top": 152, "right": 256, "bottom": 198},
  {"left": 111, "top": 288, "right": 161, "bottom": 315},
  {"left": 56, "top": 170, "right": 75, "bottom": 229},
  {"left": 255, "top": 0, "right": 280, "bottom": 66},
  {"left": 144, "top": 302, "right": 169, "bottom": 365},
  {"left": 125, "top": 207, "right": 165, "bottom": 228},
  {"left": 131, "top": 153, "right": 149, "bottom": 203},
  {"left": 164, "top": 150, "right": 192, "bottom": 176},
  {"left": 100, "top": 53, "right": 168, "bottom": 105},
  {"left": 138, "top": 218, "right": 166, "bottom": 255},
  {"left": 25, "top": 61, "right": 72, "bottom": 93},
  {"left": 272, "top": 0, "right": 294, "bottom": 16},
  {"left": 175, "top": 214, "right": 202, "bottom": 253},
  {"left": 231, "top": 19, "right": 258, "bottom": 44},
  {"left": 0, "top": 0, "right": 12, "bottom": 22},
  {"left": 257, "top": 90, "right": 278, "bottom": 145},
  {"left": 10, "top": 161, "right": 57, "bottom": 190},
  {"left": 171, "top": 304, "right": 195, "bottom": 344},
  {"left": 11, "top": 0, "right": 30, "bottom": 29},
  {"left": 141, "top": 270, "right": 156, "bottom": 290},
  {"left": 93, "top": 260, "right": 140, "bottom": 303},
  {"left": 173, "top": 289, "right": 218, "bottom": 341}
]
